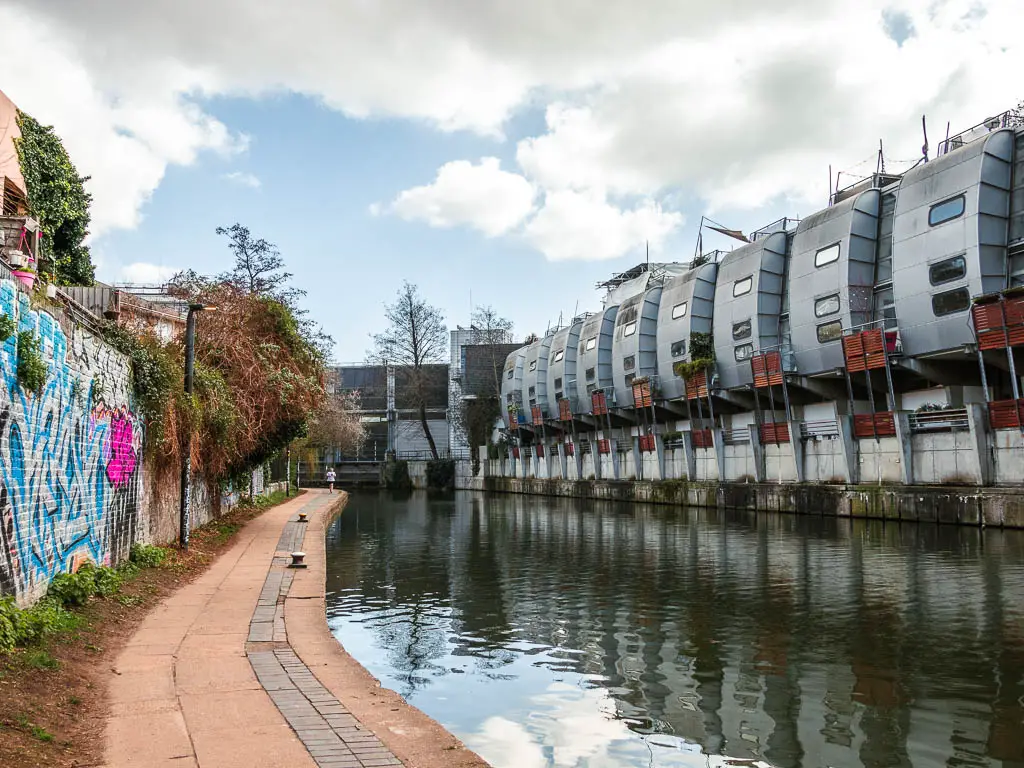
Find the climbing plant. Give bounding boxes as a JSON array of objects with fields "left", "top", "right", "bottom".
[
  {"left": 14, "top": 111, "right": 95, "bottom": 286},
  {"left": 0, "top": 314, "right": 15, "bottom": 343},
  {"left": 16, "top": 331, "right": 48, "bottom": 393}
]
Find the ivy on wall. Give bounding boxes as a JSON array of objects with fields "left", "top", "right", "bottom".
[{"left": 13, "top": 111, "right": 95, "bottom": 286}]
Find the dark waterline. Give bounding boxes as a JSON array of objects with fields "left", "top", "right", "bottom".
[{"left": 324, "top": 491, "right": 1024, "bottom": 768}]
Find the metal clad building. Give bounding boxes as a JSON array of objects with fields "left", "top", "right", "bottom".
[
  {"left": 545, "top": 319, "right": 584, "bottom": 418},
  {"left": 713, "top": 232, "right": 788, "bottom": 390},
  {"left": 501, "top": 346, "right": 528, "bottom": 428},
  {"left": 656, "top": 263, "right": 718, "bottom": 400},
  {"left": 789, "top": 190, "right": 881, "bottom": 375},
  {"left": 522, "top": 333, "right": 554, "bottom": 420},
  {"left": 577, "top": 306, "right": 619, "bottom": 409},
  {"left": 891, "top": 129, "right": 1014, "bottom": 356},
  {"left": 611, "top": 286, "right": 663, "bottom": 407}
]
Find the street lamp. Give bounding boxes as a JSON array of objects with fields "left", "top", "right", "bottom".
[{"left": 180, "top": 302, "right": 216, "bottom": 550}]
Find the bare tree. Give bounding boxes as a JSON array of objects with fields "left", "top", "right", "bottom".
[
  {"left": 468, "top": 305, "right": 514, "bottom": 400},
  {"left": 371, "top": 282, "right": 448, "bottom": 460},
  {"left": 216, "top": 223, "right": 303, "bottom": 306},
  {"left": 294, "top": 389, "right": 366, "bottom": 462}
]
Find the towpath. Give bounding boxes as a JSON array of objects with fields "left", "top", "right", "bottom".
[{"left": 103, "top": 489, "right": 487, "bottom": 768}]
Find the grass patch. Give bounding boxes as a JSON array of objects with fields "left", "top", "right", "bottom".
[{"left": 25, "top": 650, "right": 59, "bottom": 670}]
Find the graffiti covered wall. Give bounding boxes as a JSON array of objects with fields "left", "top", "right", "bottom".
[{"left": 0, "top": 278, "right": 144, "bottom": 605}]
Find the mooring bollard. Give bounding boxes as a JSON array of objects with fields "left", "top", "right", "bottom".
[
  {"left": 298, "top": 512, "right": 308, "bottom": 523},
  {"left": 288, "top": 551, "right": 307, "bottom": 569}
]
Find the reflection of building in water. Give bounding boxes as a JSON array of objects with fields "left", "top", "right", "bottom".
[{"left": 326, "top": 494, "right": 1024, "bottom": 766}]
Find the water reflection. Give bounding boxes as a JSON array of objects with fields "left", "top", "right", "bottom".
[{"left": 325, "top": 491, "right": 1024, "bottom": 768}]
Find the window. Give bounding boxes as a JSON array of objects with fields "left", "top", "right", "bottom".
[
  {"left": 585, "top": 337, "right": 597, "bottom": 351},
  {"left": 734, "top": 343, "right": 753, "bottom": 361},
  {"left": 622, "top": 322, "right": 637, "bottom": 337},
  {"left": 528, "top": 386, "right": 536, "bottom": 397},
  {"left": 506, "top": 369, "right": 514, "bottom": 380},
  {"left": 816, "top": 320, "right": 843, "bottom": 343},
  {"left": 507, "top": 393, "right": 513, "bottom": 403},
  {"left": 528, "top": 361, "right": 537, "bottom": 372},
  {"left": 552, "top": 349, "right": 564, "bottom": 363},
  {"left": 814, "top": 243, "right": 840, "bottom": 268},
  {"left": 554, "top": 377, "right": 563, "bottom": 390},
  {"left": 874, "top": 285, "right": 898, "bottom": 330},
  {"left": 875, "top": 192, "right": 897, "bottom": 284},
  {"left": 732, "top": 319, "right": 751, "bottom": 340},
  {"left": 733, "top": 277, "right": 752, "bottom": 297},
  {"left": 932, "top": 286, "right": 971, "bottom": 316},
  {"left": 929, "top": 195, "right": 966, "bottom": 226},
  {"left": 625, "top": 373, "right": 635, "bottom": 387},
  {"left": 586, "top": 367, "right": 595, "bottom": 381},
  {"left": 929, "top": 254, "right": 967, "bottom": 286},
  {"left": 671, "top": 302, "right": 688, "bottom": 319},
  {"left": 623, "top": 355, "right": 636, "bottom": 371},
  {"left": 586, "top": 383, "right": 597, "bottom": 395},
  {"left": 814, "top": 294, "right": 840, "bottom": 318},
  {"left": 671, "top": 340, "right": 686, "bottom": 358},
  {"left": 617, "top": 303, "right": 639, "bottom": 326}
]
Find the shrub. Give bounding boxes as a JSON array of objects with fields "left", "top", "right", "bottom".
[
  {"left": 426, "top": 459, "right": 455, "bottom": 491},
  {"left": 129, "top": 543, "right": 168, "bottom": 568},
  {"left": 47, "top": 568, "right": 98, "bottom": 607},
  {"left": 0, "top": 313, "right": 15, "bottom": 343},
  {"left": 383, "top": 459, "right": 411, "bottom": 491},
  {"left": 16, "top": 330, "right": 48, "bottom": 393},
  {"left": 0, "top": 596, "right": 82, "bottom": 653}
]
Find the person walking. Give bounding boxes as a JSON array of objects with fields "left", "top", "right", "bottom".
[{"left": 326, "top": 466, "right": 336, "bottom": 494}]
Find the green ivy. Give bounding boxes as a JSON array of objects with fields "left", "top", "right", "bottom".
[
  {"left": 14, "top": 110, "right": 95, "bottom": 286},
  {"left": 0, "top": 313, "right": 15, "bottom": 343},
  {"left": 129, "top": 543, "right": 168, "bottom": 568},
  {"left": 689, "top": 331, "right": 715, "bottom": 362},
  {"left": 16, "top": 331, "right": 47, "bottom": 393}
]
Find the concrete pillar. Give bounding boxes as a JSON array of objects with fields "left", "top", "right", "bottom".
[
  {"left": 556, "top": 444, "right": 567, "bottom": 479},
  {"left": 748, "top": 424, "right": 766, "bottom": 482},
  {"left": 965, "top": 403, "right": 991, "bottom": 486},
  {"left": 711, "top": 428, "right": 726, "bottom": 481},
  {"left": 894, "top": 411, "right": 913, "bottom": 485},
  {"left": 631, "top": 436, "right": 642, "bottom": 480},
  {"left": 607, "top": 438, "right": 620, "bottom": 479},
  {"left": 787, "top": 421, "right": 804, "bottom": 483},
  {"left": 836, "top": 414, "right": 857, "bottom": 484},
  {"left": 681, "top": 432, "right": 697, "bottom": 480},
  {"left": 478, "top": 446, "right": 489, "bottom": 477},
  {"left": 653, "top": 435, "right": 666, "bottom": 481}
]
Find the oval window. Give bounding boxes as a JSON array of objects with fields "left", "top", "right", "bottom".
[
  {"left": 816, "top": 320, "right": 843, "bottom": 343},
  {"left": 732, "top": 319, "right": 752, "bottom": 340},
  {"left": 623, "top": 355, "right": 636, "bottom": 371},
  {"left": 814, "top": 294, "right": 840, "bottom": 317},
  {"left": 932, "top": 286, "right": 971, "bottom": 316},
  {"left": 734, "top": 343, "right": 754, "bottom": 361},
  {"left": 622, "top": 322, "right": 637, "bottom": 337},
  {"left": 552, "top": 349, "right": 565, "bottom": 363},
  {"left": 585, "top": 337, "right": 597, "bottom": 351},
  {"left": 929, "top": 195, "right": 965, "bottom": 226},
  {"left": 815, "top": 243, "right": 840, "bottom": 267},
  {"left": 733, "top": 277, "right": 752, "bottom": 297},
  {"left": 506, "top": 369, "right": 514, "bottom": 380},
  {"left": 528, "top": 361, "right": 537, "bottom": 372},
  {"left": 671, "top": 302, "right": 688, "bottom": 319},
  {"left": 670, "top": 340, "right": 686, "bottom": 358},
  {"left": 929, "top": 254, "right": 967, "bottom": 286}
]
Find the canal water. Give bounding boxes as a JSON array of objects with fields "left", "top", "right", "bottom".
[{"left": 324, "top": 491, "right": 1024, "bottom": 768}]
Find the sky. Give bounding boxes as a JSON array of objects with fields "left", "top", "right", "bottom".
[{"left": 1, "top": 0, "right": 1022, "bottom": 361}]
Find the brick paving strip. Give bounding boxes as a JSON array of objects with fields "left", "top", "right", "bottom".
[{"left": 103, "top": 490, "right": 488, "bottom": 768}]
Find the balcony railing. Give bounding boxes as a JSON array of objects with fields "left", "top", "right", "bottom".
[
  {"left": 937, "top": 108, "right": 1024, "bottom": 156},
  {"left": 907, "top": 408, "right": 969, "bottom": 434}
]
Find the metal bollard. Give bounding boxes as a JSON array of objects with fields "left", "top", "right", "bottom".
[
  {"left": 288, "top": 551, "right": 307, "bottom": 569},
  {"left": 297, "top": 512, "right": 308, "bottom": 523}
]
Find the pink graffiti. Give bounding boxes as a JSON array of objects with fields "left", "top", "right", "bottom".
[{"left": 105, "top": 414, "right": 138, "bottom": 489}]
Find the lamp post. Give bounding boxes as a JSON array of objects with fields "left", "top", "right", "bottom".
[{"left": 180, "top": 302, "right": 214, "bottom": 550}]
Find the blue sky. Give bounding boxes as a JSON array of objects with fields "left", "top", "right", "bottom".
[{"left": 3, "top": 0, "right": 1020, "bottom": 361}]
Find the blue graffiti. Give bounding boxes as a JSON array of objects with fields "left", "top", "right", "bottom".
[{"left": 0, "top": 278, "right": 143, "bottom": 601}]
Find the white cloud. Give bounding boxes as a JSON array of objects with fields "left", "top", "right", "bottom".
[
  {"left": 118, "top": 262, "right": 179, "bottom": 284},
  {"left": 223, "top": 171, "right": 261, "bottom": 189},
  {"left": 524, "top": 190, "right": 683, "bottom": 261},
  {"left": 2, "top": 0, "right": 1023, "bottom": 262},
  {"left": 388, "top": 158, "right": 536, "bottom": 237}
]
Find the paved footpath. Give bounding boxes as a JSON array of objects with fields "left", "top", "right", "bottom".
[{"left": 103, "top": 490, "right": 487, "bottom": 768}]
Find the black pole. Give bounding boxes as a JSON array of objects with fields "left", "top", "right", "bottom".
[{"left": 180, "top": 305, "right": 199, "bottom": 551}]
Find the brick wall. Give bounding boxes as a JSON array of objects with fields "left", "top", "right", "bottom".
[{"left": 0, "top": 277, "right": 219, "bottom": 606}]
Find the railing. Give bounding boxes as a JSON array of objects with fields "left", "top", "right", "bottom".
[
  {"left": 751, "top": 216, "right": 800, "bottom": 240},
  {"left": 722, "top": 428, "right": 751, "bottom": 445},
  {"left": 907, "top": 408, "right": 969, "bottom": 434},
  {"left": 937, "top": 108, "right": 1024, "bottom": 156},
  {"left": 800, "top": 420, "right": 840, "bottom": 440},
  {"left": 394, "top": 449, "right": 472, "bottom": 461}
]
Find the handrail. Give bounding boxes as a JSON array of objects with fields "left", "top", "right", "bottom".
[{"left": 907, "top": 408, "right": 969, "bottom": 433}]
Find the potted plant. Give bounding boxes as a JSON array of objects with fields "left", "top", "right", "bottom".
[
  {"left": 7, "top": 250, "right": 25, "bottom": 268},
  {"left": 44, "top": 273, "right": 57, "bottom": 299},
  {"left": 10, "top": 254, "right": 37, "bottom": 290}
]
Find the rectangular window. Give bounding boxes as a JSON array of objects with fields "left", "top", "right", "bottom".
[
  {"left": 929, "top": 195, "right": 966, "bottom": 226},
  {"left": 875, "top": 192, "right": 896, "bottom": 283},
  {"left": 932, "top": 286, "right": 971, "bottom": 316},
  {"left": 585, "top": 367, "right": 595, "bottom": 381},
  {"left": 873, "top": 285, "right": 898, "bottom": 330},
  {"left": 555, "top": 391, "right": 563, "bottom": 401},
  {"left": 506, "top": 393, "right": 513, "bottom": 403},
  {"left": 506, "top": 369, "right": 514, "bottom": 380},
  {"left": 815, "top": 242, "right": 840, "bottom": 267},
  {"left": 671, "top": 302, "right": 688, "bottom": 319},
  {"left": 929, "top": 254, "right": 967, "bottom": 286},
  {"left": 814, "top": 294, "right": 840, "bottom": 317},
  {"left": 734, "top": 343, "right": 753, "bottom": 361},
  {"left": 585, "top": 337, "right": 597, "bottom": 351},
  {"left": 670, "top": 340, "right": 686, "bottom": 358},
  {"left": 733, "top": 276, "right": 752, "bottom": 297},
  {"left": 552, "top": 349, "right": 565, "bottom": 363},
  {"left": 622, "top": 322, "right": 637, "bottom": 337},
  {"left": 816, "top": 320, "right": 843, "bottom": 343},
  {"left": 528, "top": 361, "right": 537, "bottom": 372},
  {"left": 623, "top": 355, "right": 636, "bottom": 371},
  {"left": 625, "top": 373, "right": 635, "bottom": 387},
  {"left": 732, "top": 319, "right": 752, "bottom": 340},
  {"left": 586, "top": 383, "right": 597, "bottom": 395},
  {"left": 554, "top": 377, "right": 563, "bottom": 390},
  {"left": 528, "top": 386, "right": 536, "bottom": 397}
]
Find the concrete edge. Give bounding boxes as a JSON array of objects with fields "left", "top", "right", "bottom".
[{"left": 285, "top": 491, "right": 491, "bottom": 768}]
